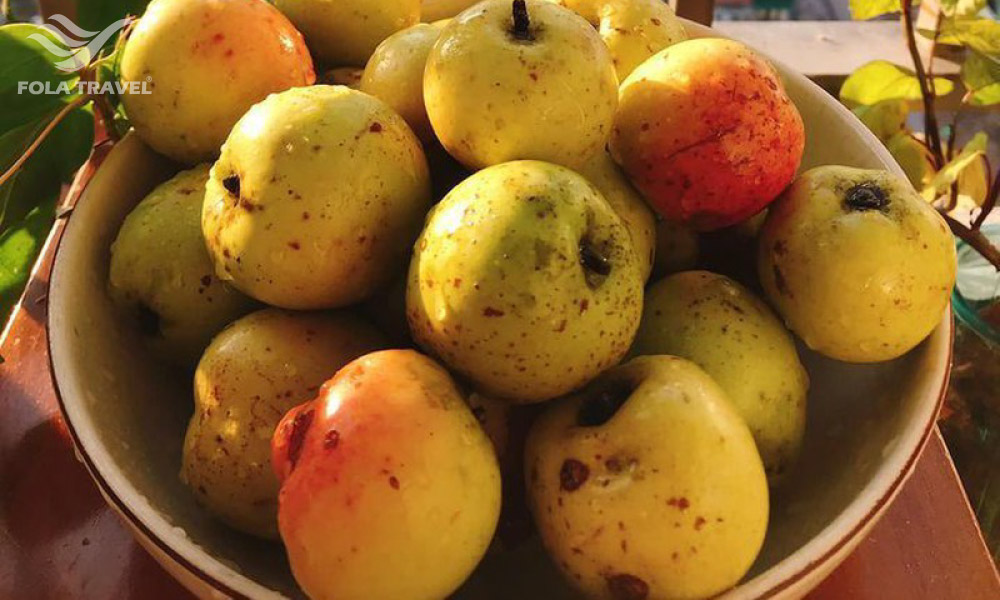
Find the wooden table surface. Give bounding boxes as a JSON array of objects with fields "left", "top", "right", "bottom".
[{"left": 1, "top": 152, "right": 999, "bottom": 599}]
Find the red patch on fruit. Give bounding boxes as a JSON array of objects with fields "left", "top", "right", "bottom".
[
  {"left": 559, "top": 459, "right": 590, "bottom": 491},
  {"left": 287, "top": 408, "right": 315, "bottom": 469},
  {"left": 667, "top": 497, "right": 690, "bottom": 510},
  {"left": 606, "top": 573, "right": 649, "bottom": 600},
  {"left": 323, "top": 430, "right": 340, "bottom": 449},
  {"left": 483, "top": 307, "right": 505, "bottom": 317}
]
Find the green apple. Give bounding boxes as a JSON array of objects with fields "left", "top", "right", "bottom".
[
  {"left": 525, "top": 355, "right": 768, "bottom": 600},
  {"left": 632, "top": 271, "right": 808, "bottom": 483},
  {"left": 272, "top": 350, "right": 500, "bottom": 600},
  {"left": 758, "top": 166, "right": 957, "bottom": 362},
  {"left": 202, "top": 85, "right": 432, "bottom": 309},
  {"left": 424, "top": 0, "right": 618, "bottom": 170},
  {"left": 120, "top": 0, "right": 315, "bottom": 164},
  {"left": 274, "top": 0, "right": 420, "bottom": 67},
  {"left": 109, "top": 165, "right": 257, "bottom": 366},
  {"left": 545, "top": 0, "right": 687, "bottom": 80},
  {"left": 360, "top": 23, "right": 446, "bottom": 143},
  {"left": 407, "top": 160, "right": 643, "bottom": 403},
  {"left": 181, "top": 308, "right": 386, "bottom": 539},
  {"left": 575, "top": 151, "right": 656, "bottom": 282}
]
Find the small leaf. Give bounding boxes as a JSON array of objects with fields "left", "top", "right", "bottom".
[
  {"left": 840, "top": 61, "right": 954, "bottom": 107},
  {"left": 0, "top": 106, "right": 94, "bottom": 231},
  {"left": 850, "top": 0, "right": 901, "bottom": 20},
  {"left": 938, "top": 18, "right": 1000, "bottom": 56},
  {"left": 923, "top": 132, "right": 989, "bottom": 199},
  {"left": 853, "top": 99, "right": 909, "bottom": 142},
  {"left": 0, "top": 24, "right": 83, "bottom": 134},
  {"left": 886, "top": 132, "right": 935, "bottom": 189},
  {"left": 0, "top": 198, "right": 56, "bottom": 325},
  {"left": 956, "top": 152, "right": 990, "bottom": 206},
  {"left": 962, "top": 50, "right": 1000, "bottom": 106}
]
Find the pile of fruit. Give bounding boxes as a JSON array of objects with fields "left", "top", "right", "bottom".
[{"left": 105, "top": 0, "right": 958, "bottom": 598}]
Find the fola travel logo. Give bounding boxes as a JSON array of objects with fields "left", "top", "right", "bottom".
[{"left": 17, "top": 14, "right": 152, "bottom": 95}]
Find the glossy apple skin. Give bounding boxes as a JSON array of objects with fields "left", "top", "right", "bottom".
[
  {"left": 424, "top": 0, "right": 618, "bottom": 170},
  {"left": 610, "top": 38, "right": 804, "bottom": 232},
  {"left": 758, "top": 166, "right": 956, "bottom": 362},
  {"left": 272, "top": 350, "right": 501, "bottom": 600},
  {"left": 120, "top": 0, "right": 315, "bottom": 164},
  {"left": 525, "top": 355, "right": 768, "bottom": 600}
]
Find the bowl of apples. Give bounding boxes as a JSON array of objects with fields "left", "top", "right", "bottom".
[{"left": 48, "top": 0, "right": 956, "bottom": 599}]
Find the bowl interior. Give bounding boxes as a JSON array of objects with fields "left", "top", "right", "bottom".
[{"left": 49, "top": 22, "right": 949, "bottom": 600}]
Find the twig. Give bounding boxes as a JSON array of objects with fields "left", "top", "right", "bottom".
[
  {"left": 902, "top": 0, "right": 945, "bottom": 169},
  {"left": 973, "top": 165, "right": 1000, "bottom": 231},
  {"left": 943, "top": 211, "right": 1000, "bottom": 270},
  {"left": 0, "top": 96, "right": 89, "bottom": 190}
]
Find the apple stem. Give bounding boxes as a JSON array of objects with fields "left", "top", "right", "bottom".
[
  {"left": 511, "top": 0, "right": 533, "bottom": 41},
  {"left": 844, "top": 182, "right": 889, "bottom": 212}
]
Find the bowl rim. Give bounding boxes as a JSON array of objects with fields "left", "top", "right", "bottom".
[{"left": 47, "top": 20, "right": 954, "bottom": 600}]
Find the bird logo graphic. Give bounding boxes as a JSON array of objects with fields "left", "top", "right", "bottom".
[{"left": 27, "top": 14, "right": 129, "bottom": 73}]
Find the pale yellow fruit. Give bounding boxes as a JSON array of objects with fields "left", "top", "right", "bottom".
[
  {"left": 274, "top": 350, "right": 501, "bottom": 600},
  {"left": 526, "top": 355, "right": 768, "bottom": 600},
  {"left": 422, "top": 0, "right": 480, "bottom": 21},
  {"left": 202, "top": 86, "right": 432, "bottom": 309},
  {"left": 109, "top": 165, "right": 257, "bottom": 366},
  {"left": 424, "top": 0, "right": 618, "bottom": 169},
  {"left": 758, "top": 166, "right": 957, "bottom": 363},
  {"left": 575, "top": 151, "right": 656, "bottom": 281},
  {"left": 360, "top": 23, "right": 445, "bottom": 143},
  {"left": 181, "top": 308, "right": 386, "bottom": 539},
  {"left": 632, "top": 271, "right": 809, "bottom": 483},
  {"left": 407, "top": 160, "right": 643, "bottom": 403},
  {"left": 274, "top": 0, "right": 420, "bottom": 67},
  {"left": 120, "top": 0, "right": 314, "bottom": 164},
  {"left": 546, "top": 0, "right": 687, "bottom": 79}
]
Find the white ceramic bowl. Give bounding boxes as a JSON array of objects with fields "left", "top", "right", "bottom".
[{"left": 49, "top": 21, "right": 952, "bottom": 600}]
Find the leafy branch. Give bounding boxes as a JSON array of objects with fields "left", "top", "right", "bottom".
[{"left": 845, "top": 0, "right": 1000, "bottom": 270}]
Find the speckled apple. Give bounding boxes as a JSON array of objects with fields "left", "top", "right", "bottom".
[
  {"left": 758, "top": 166, "right": 956, "bottom": 363},
  {"left": 202, "top": 86, "right": 432, "bottom": 309},
  {"left": 424, "top": 0, "right": 619, "bottom": 170},
  {"left": 632, "top": 271, "right": 808, "bottom": 483},
  {"left": 120, "top": 0, "right": 314, "bottom": 164},
  {"left": 108, "top": 165, "right": 257, "bottom": 366},
  {"left": 406, "top": 160, "right": 644, "bottom": 403},
  {"left": 274, "top": 0, "right": 420, "bottom": 67},
  {"left": 181, "top": 308, "right": 386, "bottom": 539},
  {"left": 610, "top": 38, "right": 805, "bottom": 231},
  {"left": 272, "top": 350, "right": 501, "bottom": 600},
  {"left": 525, "top": 355, "right": 768, "bottom": 600}
]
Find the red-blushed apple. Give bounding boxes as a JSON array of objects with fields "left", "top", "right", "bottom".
[
  {"left": 272, "top": 350, "right": 501, "bottom": 600},
  {"left": 610, "top": 38, "right": 805, "bottom": 232}
]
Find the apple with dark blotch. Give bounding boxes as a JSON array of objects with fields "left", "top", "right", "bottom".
[
  {"left": 272, "top": 350, "right": 501, "bottom": 600},
  {"left": 525, "top": 355, "right": 768, "bottom": 600}
]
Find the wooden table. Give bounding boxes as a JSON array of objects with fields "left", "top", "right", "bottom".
[{"left": 1, "top": 155, "right": 999, "bottom": 599}]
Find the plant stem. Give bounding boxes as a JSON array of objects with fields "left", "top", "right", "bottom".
[
  {"left": 901, "top": 0, "right": 945, "bottom": 169},
  {"left": 973, "top": 166, "right": 1000, "bottom": 231},
  {"left": 943, "top": 211, "right": 1000, "bottom": 270},
  {"left": 0, "top": 96, "right": 88, "bottom": 190}
]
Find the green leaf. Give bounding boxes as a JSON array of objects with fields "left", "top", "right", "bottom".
[
  {"left": 0, "top": 198, "right": 56, "bottom": 325},
  {"left": 0, "top": 24, "right": 83, "bottom": 134},
  {"left": 850, "top": 0, "right": 901, "bottom": 20},
  {"left": 852, "top": 99, "right": 909, "bottom": 142},
  {"left": 0, "top": 106, "right": 94, "bottom": 231},
  {"left": 77, "top": 0, "right": 150, "bottom": 47},
  {"left": 840, "top": 61, "right": 955, "bottom": 107},
  {"left": 938, "top": 18, "right": 1000, "bottom": 56},
  {"left": 886, "top": 132, "right": 934, "bottom": 188},
  {"left": 962, "top": 50, "right": 1000, "bottom": 105},
  {"left": 923, "top": 132, "right": 989, "bottom": 199}
]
